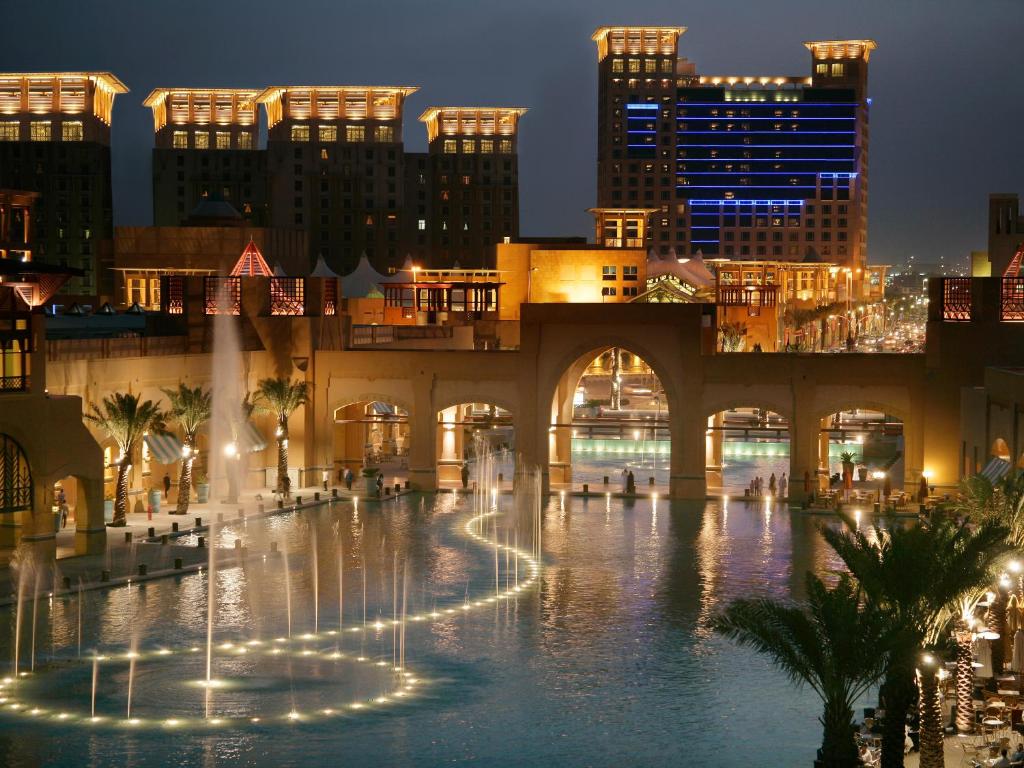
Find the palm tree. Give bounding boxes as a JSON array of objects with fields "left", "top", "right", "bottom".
[
  {"left": 255, "top": 378, "right": 308, "bottom": 493},
  {"left": 161, "top": 384, "right": 212, "bottom": 515},
  {"left": 821, "top": 516, "right": 1011, "bottom": 768},
  {"left": 84, "top": 393, "right": 165, "bottom": 527},
  {"left": 719, "top": 321, "right": 748, "bottom": 352},
  {"left": 713, "top": 573, "right": 891, "bottom": 768}
]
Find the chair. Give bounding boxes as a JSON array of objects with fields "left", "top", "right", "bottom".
[{"left": 960, "top": 740, "right": 981, "bottom": 767}]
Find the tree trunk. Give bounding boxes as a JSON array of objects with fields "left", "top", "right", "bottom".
[
  {"left": 817, "top": 698, "right": 860, "bottom": 768},
  {"left": 277, "top": 419, "right": 289, "bottom": 493},
  {"left": 175, "top": 443, "right": 193, "bottom": 515},
  {"left": 610, "top": 348, "right": 621, "bottom": 410},
  {"left": 111, "top": 461, "right": 129, "bottom": 526},
  {"left": 988, "top": 589, "right": 1008, "bottom": 676},
  {"left": 879, "top": 667, "right": 916, "bottom": 768},
  {"left": 918, "top": 668, "right": 944, "bottom": 768},
  {"left": 955, "top": 624, "right": 975, "bottom": 734}
]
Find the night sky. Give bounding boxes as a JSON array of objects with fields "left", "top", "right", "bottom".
[{"left": 3, "top": 0, "right": 1023, "bottom": 267}]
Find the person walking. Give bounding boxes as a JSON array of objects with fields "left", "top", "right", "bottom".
[
  {"left": 460, "top": 463, "right": 470, "bottom": 490},
  {"left": 620, "top": 468, "right": 629, "bottom": 494},
  {"left": 344, "top": 467, "right": 354, "bottom": 491},
  {"left": 282, "top": 474, "right": 291, "bottom": 500},
  {"left": 162, "top": 472, "right": 171, "bottom": 500},
  {"left": 57, "top": 487, "right": 68, "bottom": 528},
  {"left": 779, "top": 472, "right": 788, "bottom": 499},
  {"left": 626, "top": 470, "right": 636, "bottom": 495},
  {"left": 376, "top": 473, "right": 384, "bottom": 498},
  {"left": 768, "top": 473, "right": 777, "bottom": 496}
]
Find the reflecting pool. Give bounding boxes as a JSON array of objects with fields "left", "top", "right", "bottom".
[{"left": 0, "top": 491, "right": 873, "bottom": 767}]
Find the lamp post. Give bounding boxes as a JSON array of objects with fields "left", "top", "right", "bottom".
[{"left": 872, "top": 470, "right": 886, "bottom": 504}]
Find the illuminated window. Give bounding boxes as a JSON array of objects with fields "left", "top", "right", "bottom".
[
  {"left": 375, "top": 125, "right": 393, "bottom": 142},
  {"left": 61, "top": 121, "right": 83, "bottom": 141},
  {"left": 816, "top": 63, "right": 828, "bottom": 75},
  {"left": 499, "top": 139, "right": 512, "bottom": 153},
  {"left": 237, "top": 132, "right": 253, "bottom": 149},
  {"left": 417, "top": 219, "right": 426, "bottom": 230},
  {"left": 215, "top": 131, "right": 231, "bottom": 149},
  {"left": 480, "top": 139, "right": 493, "bottom": 153},
  {"left": 172, "top": 130, "right": 187, "bottom": 148},
  {"left": 0, "top": 122, "right": 18, "bottom": 141},
  {"left": 462, "top": 139, "right": 475, "bottom": 153},
  {"left": 611, "top": 59, "right": 624, "bottom": 73},
  {"left": 443, "top": 139, "right": 457, "bottom": 154},
  {"left": 318, "top": 125, "right": 337, "bottom": 142},
  {"left": 628, "top": 59, "right": 640, "bottom": 73},
  {"left": 644, "top": 59, "right": 657, "bottom": 73},
  {"left": 345, "top": 125, "right": 365, "bottom": 142},
  {"left": 291, "top": 124, "right": 310, "bottom": 142},
  {"left": 194, "top": 131, "right": 210, "bottom": 149},
  {"left": 831, "top": 62, "right": 845, "bottom": 77},
  {"left": 660, "top": 59, "right": 673, "bottom": 73},
  {"left": 29, "top": 121, "right": 51, "bottom": 141}
]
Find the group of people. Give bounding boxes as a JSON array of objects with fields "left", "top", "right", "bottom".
[
  {"left": 620, "top": 468, "right": 637, "bottom": 494},
  {"left": 992, "top": 744, "right": 1024, "bottom": 767},
  {"left": 748, "top": 472, "right": 787, "bottom": 499}
]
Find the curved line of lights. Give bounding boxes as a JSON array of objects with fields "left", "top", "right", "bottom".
[{"left": 0, "top": 509, "right": 540, "bottom": 730}]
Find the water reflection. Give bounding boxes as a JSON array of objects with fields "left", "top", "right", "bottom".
[{"left": 0, "top": 493, "right": 896, "bottom": 767}]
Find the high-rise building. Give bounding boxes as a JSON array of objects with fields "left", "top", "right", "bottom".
[
  {"left": 0, "top": 72, "right": 128, "bottom": 299},
  {"left": 255, "top": 85, "right": 418, "bottom": 276},
  {"left": 593, "top": 28, "right": 875, "bottom": 292},
  {"left": 416, "top": 107, "right": 526, "bottom": 268},
  {"left": 144, "top": 88, "right": 268, "bottom": 227}
]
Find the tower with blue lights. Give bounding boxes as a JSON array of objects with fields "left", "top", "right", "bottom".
[{"left": 595, "top": 28, "right": 875, "bottom": 292}]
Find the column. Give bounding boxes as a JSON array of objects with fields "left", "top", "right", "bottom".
[
  {"left": 789, "top": 407, "right": 821, "bottom": 503},
  {"left": 705, "top": 411, "right": 723, "bottom": 488},
  {"left": 406, "top": 373, "right": 437, "bottom": 491},
  {"left": 669, "top": 408, "right": 706, "bottom": 499},
  {"left": 73, "top": 475, "right": 106, "bottom": 556}
]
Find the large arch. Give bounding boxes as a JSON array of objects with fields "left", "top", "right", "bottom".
[
  {"left": 704, "top": 406, "right": 791, "bottom": 496},
  {"left": 813, "top": 404, "right": 908, "bottom": 498},
  {"left": 436, "top": 402, "right": 515, "bottom": 489},
  {"left": 543, "top": 341, "right": 677, "bottom": 493},
  {"left": 331, "top": 395, "right": 412, "bottom": 487}
]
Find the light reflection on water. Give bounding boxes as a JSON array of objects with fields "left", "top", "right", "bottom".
[{"left": 0, "top": 491, "right": 889, "bottom": 767}]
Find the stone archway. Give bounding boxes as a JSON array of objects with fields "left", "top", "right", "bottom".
[
  {"left": 331, "top": 396, "right": 412, "bottom": 487},
  {"left": 544, "top": 343, "right": 676, "bottom": 493},
  {"left": 435, "top": 402, "right": 515, "bottom": 490}
]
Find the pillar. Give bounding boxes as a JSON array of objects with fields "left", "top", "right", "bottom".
[
  {"left": 73, "top": 475, "right": 106, "bottom": 555},
  {"left": 19, "top": 477, "right": 56, "bottom": 562},
  {"left": 670, "top": 409, "right": 706, "bottom": 499},
  {"left": 790, "top": 406, "right": 821, "bottom": 502},
  {"left": 406, "top": 374, "right": 437, "bottom": 491},
  {"left": 437, "top": 405, "right": 461, "bottom": 484},
  {"left": 705, "top": 411, "right": 724, "bottom": 488}
]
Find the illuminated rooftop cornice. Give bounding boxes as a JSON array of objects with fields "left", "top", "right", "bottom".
[
  {"left": 255, "top": 86, "right": 419, "bottom": 128},
  {"left": 142, "top": 88, "right": 260, "bottom": 132},
  {"left": 803, "top": 40, "right": 878, "bottom": 61},
  {"left": 0, "top": 72, "right": 128, "bottom": 94},
  {"left": 0, "top": 72, "right": 127, "bottom": 126},
  {"left": 592, "top": 26, "right": 685, "bottom": 61},
  {"left": 418, "top": 107, "right": 527, "bottom": 142}
]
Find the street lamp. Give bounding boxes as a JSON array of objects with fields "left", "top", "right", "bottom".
[{"left": 872, "top": 470, "right": 886, "bottom": 503}]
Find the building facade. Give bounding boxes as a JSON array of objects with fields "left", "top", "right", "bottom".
[
  {"left": 0, "top": 73, "right": 128, "bottom": 300},
  {"left": 417, "top": 108, "right": 526, "bottom": 268},
  {"left": 144, "top": 88, "right": 268, "bottom": 228},
  {"left": 256, "top": 85, "right": 418, "bottom": 277},
  {"left": 593, "top": 29, "right": 874, "bottom": 294}
]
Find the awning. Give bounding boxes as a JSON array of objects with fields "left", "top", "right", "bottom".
[
  {"left": 370, "top": 401, "right": 396, "bottom": 416},
  {"left": 144, "top": 432, "right": 182, "bottom": 464},
  {"left": 238, "top": 422, "right": 267, "bottom": 453},
  {"left": 980, "top": 457, "right": 1012, "bottom": 484}
]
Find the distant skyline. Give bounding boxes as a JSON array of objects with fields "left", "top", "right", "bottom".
[{"left": 3, "top": 0, "right": 1023, "bottom": 267}]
